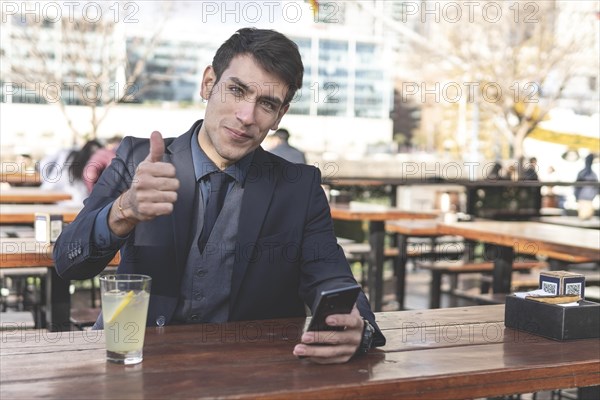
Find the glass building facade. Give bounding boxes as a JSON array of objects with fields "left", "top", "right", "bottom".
[
  {"left": 2, "top": 10, "right": 393, "bottom": 120},
  {"left": 287, "top": 35, "right": 391, "bottom": 119},
  {"left": 126, "top": 37, "right": 216, "bottom": 104}
]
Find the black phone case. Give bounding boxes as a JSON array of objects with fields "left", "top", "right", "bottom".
[{"left": 306, "top": 285, "right": 361, "bottom": 332}]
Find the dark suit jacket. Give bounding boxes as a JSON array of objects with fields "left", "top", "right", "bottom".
[{"left": 54, "top": 120, "right": 385, "bottom": 346}]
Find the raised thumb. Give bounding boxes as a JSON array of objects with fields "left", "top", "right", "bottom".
[{"left": 146, "top": 131, "right": 165, "bottom": 163}]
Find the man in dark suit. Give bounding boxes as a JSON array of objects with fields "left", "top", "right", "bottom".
[{"left": 54, "top": 28, "right": 384, "bottom": 364}]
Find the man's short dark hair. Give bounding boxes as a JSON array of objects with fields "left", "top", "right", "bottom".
[{"left": 212, "top": 28, "right": 304, "bottom": 105}]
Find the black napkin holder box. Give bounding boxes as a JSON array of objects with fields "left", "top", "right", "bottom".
[{"left": 504, "top": 295, "right": 600, "bottom": 340}]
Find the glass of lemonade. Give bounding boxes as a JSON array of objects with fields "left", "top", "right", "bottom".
[{"left": 100, "top": 274, "right": 151, "bottom": 365}]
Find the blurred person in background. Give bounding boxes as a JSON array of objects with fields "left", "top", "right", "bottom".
[
  {"left": 540, "top": 166, "right": 568, "bottom": 210},
  {"left": 574, "top": 154, "right": 599, "bottom": 220},
  {"left": 522, "top": 157, "right": 539, "bottom": 181},
  {"left": 84, "top": 135, "right": 123, "bottom": 192},
  {"left": 40, "top": 139, "right": 102, "bottom": 206},
  {"left": 266, "top": 128, "right": 306, "bottom": 164},
  {"left": 486, "top": 162, "right": 508, "bottom": 181},
  {"left": 506, "top": 164, "right": 518, "bottom": 181}
]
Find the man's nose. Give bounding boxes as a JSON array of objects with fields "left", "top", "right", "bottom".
[{"left": 235, "top": 99, "right": 256, "bottom": 125}]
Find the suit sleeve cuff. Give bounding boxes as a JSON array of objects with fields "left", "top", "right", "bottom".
[{"left": 93, "top": 202, "right": 130, "bottom": 250}]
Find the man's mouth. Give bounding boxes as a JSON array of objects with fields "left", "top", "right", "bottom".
[{"left": 226, "top": 127, "right": 252, "bottom": 140}]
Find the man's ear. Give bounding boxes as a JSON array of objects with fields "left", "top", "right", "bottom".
[
  {"left": 270, "top": 103, "right": 290, "bottom": 131},
  {"left": 200, "top": 65, "right": 217, "bottom": 99}
]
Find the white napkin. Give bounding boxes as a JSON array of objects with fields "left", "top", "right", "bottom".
[{"left": 514, "top": 289, "right": 580, "bottom": 307}]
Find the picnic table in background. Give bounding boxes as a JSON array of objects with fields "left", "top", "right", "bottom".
[
  {"left": 1, "top": 237, "right": 119, "bottom": 330},
  {"left": 437, "top": 221, "right": 600, "bottom": 294},
  {"left": 0, "top": 170, "right": 41, "bottom": 186},
  {"left": 330, "top": 202, "right": 437, "bottom": 311},
  {"left": 385, "top": 219, "right": 445, "bottom": 309},
  {"left": 0, "top": 204, "right": 81, "bottom": 224}
]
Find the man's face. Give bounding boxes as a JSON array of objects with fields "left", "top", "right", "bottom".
[{"left": 198, "top": 55, "right": 290, "bottom": 168}]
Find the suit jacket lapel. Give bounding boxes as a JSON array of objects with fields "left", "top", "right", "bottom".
[
  {"left": 230, "top": 147, "right": 277, "bottom": 306},
  {"left": 165, "top": 121, "right": 200, "bottom": 275}
]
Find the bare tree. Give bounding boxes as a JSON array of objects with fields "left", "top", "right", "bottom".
[
  {"left": 2, "top": 1, "right": 171, "bottom": 144},
  {"left": 357, "top": 0, "right": 598, "bottom": 161},
  {"left": 411, "top": 1, "right": 598, "bottom": 161}
]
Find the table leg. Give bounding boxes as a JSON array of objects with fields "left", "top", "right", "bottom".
[
  {"left": 368, "top": 221, "right": 385, "bottom": 312},
  {"left": 90, "top": 277, "right": 96, "bottom": 307},
  {"left": 394, "top": 234, "right": 408, "bottom": 310},
  {"left": 464, "top": 239, "right": 476, "bottom": 262},
  {"left": 46, "top": 268, "right": 71, "bottom": 331},
  {"left": 492, "top": 245, "right": 514, "bottom": 293},
  {"left": 34, "top": 275, "right": 46, "bottom": 329},
  {"left": 389, "top": 185, "right": 398, "bottom": 207},
  {"left": 430, "top": 270, "right": 442, "bottom": 309}
]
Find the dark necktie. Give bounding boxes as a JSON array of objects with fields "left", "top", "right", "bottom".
[{"left": 198, "top": 171, "right": 230, "bottom": 253}]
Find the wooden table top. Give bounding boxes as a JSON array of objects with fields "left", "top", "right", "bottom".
[
  {"left": 0, "top": 237, "right": 120, "bottom": 268},
  {"left": 330, "top": 203, "right": 438, "bottom": 221},
  {"left": 538, "top": 216, "right": 600, "bottom": 230},
  {"left": 0, "top": 237, "right": 55, "bottom": 268},
  {"left": 0, "top": 204, "right": 81, "bottom": 224},
  {"left": 0, "top": 188, "right": 72, "bottom": 204},
  {"left": 0, "top": 170, "right": 41, "bottom": 186},
  {"left": 385, "top": 219, "right": 441, "bottom": 236},
  {"left": 1, "top": 305, "right": 598, "bottom": 399},
  {"left": 438, "top": 221, "right": 600, "bottom": 262}
]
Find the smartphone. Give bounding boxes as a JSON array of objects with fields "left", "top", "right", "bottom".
[{"left": 305, "top": 284, "right": 361, "bottom": 332}]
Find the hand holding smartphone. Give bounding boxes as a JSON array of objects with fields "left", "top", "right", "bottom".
[{"left": 305, "top": 284, "right": 361, "bottom": 332}]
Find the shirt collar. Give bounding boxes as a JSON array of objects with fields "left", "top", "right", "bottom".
[{"left": 190, "top": 121, "right": 254, "bottom": 185}]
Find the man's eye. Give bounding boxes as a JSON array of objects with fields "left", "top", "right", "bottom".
[
  {"left": 259, "top": 100, "right": 275, "bottom": 111},
  {"left": 230, "top": 86, "right": 243, "bottom": 96}
]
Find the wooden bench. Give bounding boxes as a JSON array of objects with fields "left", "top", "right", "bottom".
[
  {"left": 343, "top": 244, "right": 463, "bottom": 260},
  {"left": 585, "top": 286, "right": 600, "bottom": 302},
  {"left": 479, "top": 270, "right": 600, "bottom": 293},
  {"left": 451, "top": 271, "right": 600, "bottom": 306},
  {"left": 387, "top": 242, "right": 465, "bottom": 263},
  {"left": 417, "top": 260, "right": 548, "bottom": 308},
  {"left": 340, "top": 239, "right": 464, "bottom": 286},
  {"left": 479, "top": 271, "right": 541, "bottom": 293},
  {"left": 451, "top": 289, "right": 509, "bottom": 305}
]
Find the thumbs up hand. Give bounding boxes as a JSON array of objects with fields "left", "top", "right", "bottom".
[{"left": 109, "top": 131, "right": 180, "bottom": 235}]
